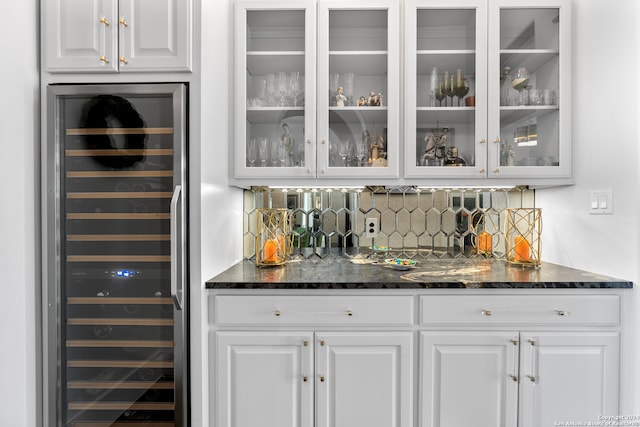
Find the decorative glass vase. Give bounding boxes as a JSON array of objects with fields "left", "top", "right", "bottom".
[
  {"left": 256, "top": 208, "right": 291, "bottom": 266},
  {"left": 505, "top": 208, "right": 542, "bottom": 267}
]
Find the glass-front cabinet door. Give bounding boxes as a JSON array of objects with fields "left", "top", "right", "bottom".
[
  {"left": 317, "top": 0, "right": 400, "bottom": 179},
  {"left": 234, "top": 0, "right": 399, "bottom": 183},
  {"left": 234, "top": 1, "right": 316, "bottom": 179},
  {"left": 487, "top": 0, "right": 571, "bottom": 179},
  {"left": 405, "top": 0, "right": 488, "bottom": 179}
]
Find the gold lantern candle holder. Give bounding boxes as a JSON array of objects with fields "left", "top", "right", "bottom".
[
  {"left": 505, "top": 208, "right": 541, "bottom": 267},
  {"left": 256, "top": 208, "right": 291, "bottom": 267},
  {"left": 469, "top": 210, "right": 499, "bottom": 256}
]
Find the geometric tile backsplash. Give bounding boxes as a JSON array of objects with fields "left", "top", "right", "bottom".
[{"left": 244, "top": 186, "right": 535, "bottom": 260}]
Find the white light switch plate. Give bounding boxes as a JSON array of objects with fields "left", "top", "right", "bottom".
[{"left": 589, "top": 190, "right": 613, "bottom": 214}]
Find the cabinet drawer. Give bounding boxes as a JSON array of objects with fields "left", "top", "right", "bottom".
[
  {"left": 420, "top": 295, "right": 620, "bottom": 326},
  {"left": 213, "top": 295, "right": 414, "bottom": 326}
]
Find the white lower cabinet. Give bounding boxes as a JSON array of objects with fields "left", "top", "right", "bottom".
[
  {"left": 420, "top": 331, "right": 619, "bottom": 427},
  {"left": 419, "top": 331, "right": 519, "bottom": 427},
  {"left": 216, "top": 330, "right": 412, "bottom": 427},
  {"left": 518, "top": 332, "right": 619, "bottom": 427},
  {"left": 216, "top": 332, "right": 314, "bottom": 427},
  {"left": 419, "top": 292, "right": 621, "bottom": 427},
  {"left": 210, "top": 291, "right": 621, "bottom": 427}
]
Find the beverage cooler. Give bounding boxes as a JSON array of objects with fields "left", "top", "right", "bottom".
[{"left": 43, "top": 84, "right": 188, "bottom": 426}]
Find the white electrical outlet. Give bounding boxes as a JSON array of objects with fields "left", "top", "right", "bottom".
[{"left": 365, "top": 217, "right": 379, "bottom": 238}]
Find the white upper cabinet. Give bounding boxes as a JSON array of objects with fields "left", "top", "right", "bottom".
[
  {"left": 234, "top": 0, "right": 317, "bottom": 180},
  {"left": 405, "top": 0, "right": 488, "bottom": 179},
  {"left": 45, "top": 0, "right": 192, "bottom": 73},
  {"left": 405, "top": 0, "right": 572, "bottom": 184},
  {"left": 233, "top": 0, "right": 400, "bottom": 183},
  {"left": 487, "top": 0, "right": 571, "bottom": 180},
  {"left": 317, "top": 0, "right": 400, "bottom": 180}
]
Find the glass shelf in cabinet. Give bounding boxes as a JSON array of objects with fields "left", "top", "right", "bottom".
[
  {"left": 416, "top": 108, "right": 476, "bottom": 126},
  {"left": 329, "top": 108, "right": 388, "bottom": 126},
  {"left": 246, "top": 53, "right": 305, "bottom": 76},
  {"left": 329, "top": 52, "right": 388, "bottom": 75},
  {"left": 500, "top": 50, "right": 558, "bottom": 74},
  {"left": 247, "top": 107, "right": 304, "bottom": 125},
  {"left": 499, "top": 106, "right": 558, "bottom": 126},
  {"left": 417, "top": 51, "right": 476, "bottom": 74}
]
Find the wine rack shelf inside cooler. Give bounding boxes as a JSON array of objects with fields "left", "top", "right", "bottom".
[{"left": 62, "top": 117, "right": 178, "bottom": 425}]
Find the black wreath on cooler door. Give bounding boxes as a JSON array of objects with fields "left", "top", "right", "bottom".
[{"left": 80, "top": 95, "right": 148, "bottom": 169}]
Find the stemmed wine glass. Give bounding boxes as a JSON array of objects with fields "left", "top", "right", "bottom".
[
  {"left": 329, "top": 73, "right": 340, "bottom": 106},
  {"left": 288, "top": 72, "right": 300, "bottom": 107},
  {"left": 270, "top": 140, "right": 281, "bottom": 166},
  {"left": 339, "top": 139, "right": 352, "bottom": 167},
  {"left": 265, "top": 74, "right": 276, "bottom": 107},
  {"left": 444, "top": 71, "right": 456, "bottom": 107},
  {"left": 511, "top": 67, "right": 530, "bottom": 106},
  {"left": 355, "top": 140, "right": 367, "bottom": 167},
  {"left": 342, "top": 72, "right": 355, "bottom": 107},
  {"left": 276, "top": 72, "right": 288, "bottom": 107},
  {"left": 455, "top": 70, "right": 469, "bottom": 106},
  {"left": 258, "top": 137, "right": 268, "bottom": 167},
  {"left": 435, "top": 79, "right": 446, "bottom": 107},
  {"left": 247, "top": 138, "right": 257, "bottom": 167}
]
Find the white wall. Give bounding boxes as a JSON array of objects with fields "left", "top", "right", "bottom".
[
  {"left": 195, "top": 1, "right": 244, "bottom": 426},
  {"left": 0, "top": 1, "right": 38, "bottom": 426},
  {"left": 536, "top": 0, "right": 640, "bottom": 414}
]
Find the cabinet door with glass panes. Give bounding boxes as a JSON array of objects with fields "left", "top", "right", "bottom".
[
  {"left": 405, "top": 0, "right": 488, "bottom": 179},
  {"left": 234, "top": 1, "right": 317, "bottom": 179},
  {"left": 487, "top": 0, "right": 571, "bottom": 179},
  {"left": 316, "top": 0, "right": 400, "bottom": 179}
]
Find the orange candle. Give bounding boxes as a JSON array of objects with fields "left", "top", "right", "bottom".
[
  {"left": 478, "top": 231, "right": 492, "bottom": 254},
  {"left": 262, "top": 239, "right": 279, "bottom": 263},
  {"left": 513, "top": 236, "right": 531, "bottom": 262}
]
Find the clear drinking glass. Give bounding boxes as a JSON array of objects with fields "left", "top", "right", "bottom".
[
  {"left": 265, "top": 74, "right": 276, "bottom": 107},
  {"left": 329, "top": 73, "right": 340, "bottom": 106},
  {"left": 342, "top": 72, "right": 355, "bottom": 106},
  {"left": 288, "top": 72, "right": 300, "bottom": 107},
  {"left": 339, "top": 139, "right": 352, "bottom": 166}
]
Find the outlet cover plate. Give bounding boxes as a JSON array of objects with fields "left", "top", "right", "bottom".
[{"left": 365, "top": 217, "right": 379, "bottom": 238}]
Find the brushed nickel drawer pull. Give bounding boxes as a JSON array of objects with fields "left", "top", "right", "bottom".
[
  {"left": 554, "top": 309, "right": 568, "bottom": 316},
  {"left": 526, "top": 374, "right": 536, "bottom": 382}
]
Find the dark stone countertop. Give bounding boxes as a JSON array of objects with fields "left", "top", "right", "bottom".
[{"left": 205, "top": 257, "right": 633, "bottom": 289}]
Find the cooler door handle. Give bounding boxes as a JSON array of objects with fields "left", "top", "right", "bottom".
[{"left": 170, "top": 185, "right": 183, "bottom": 311}]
